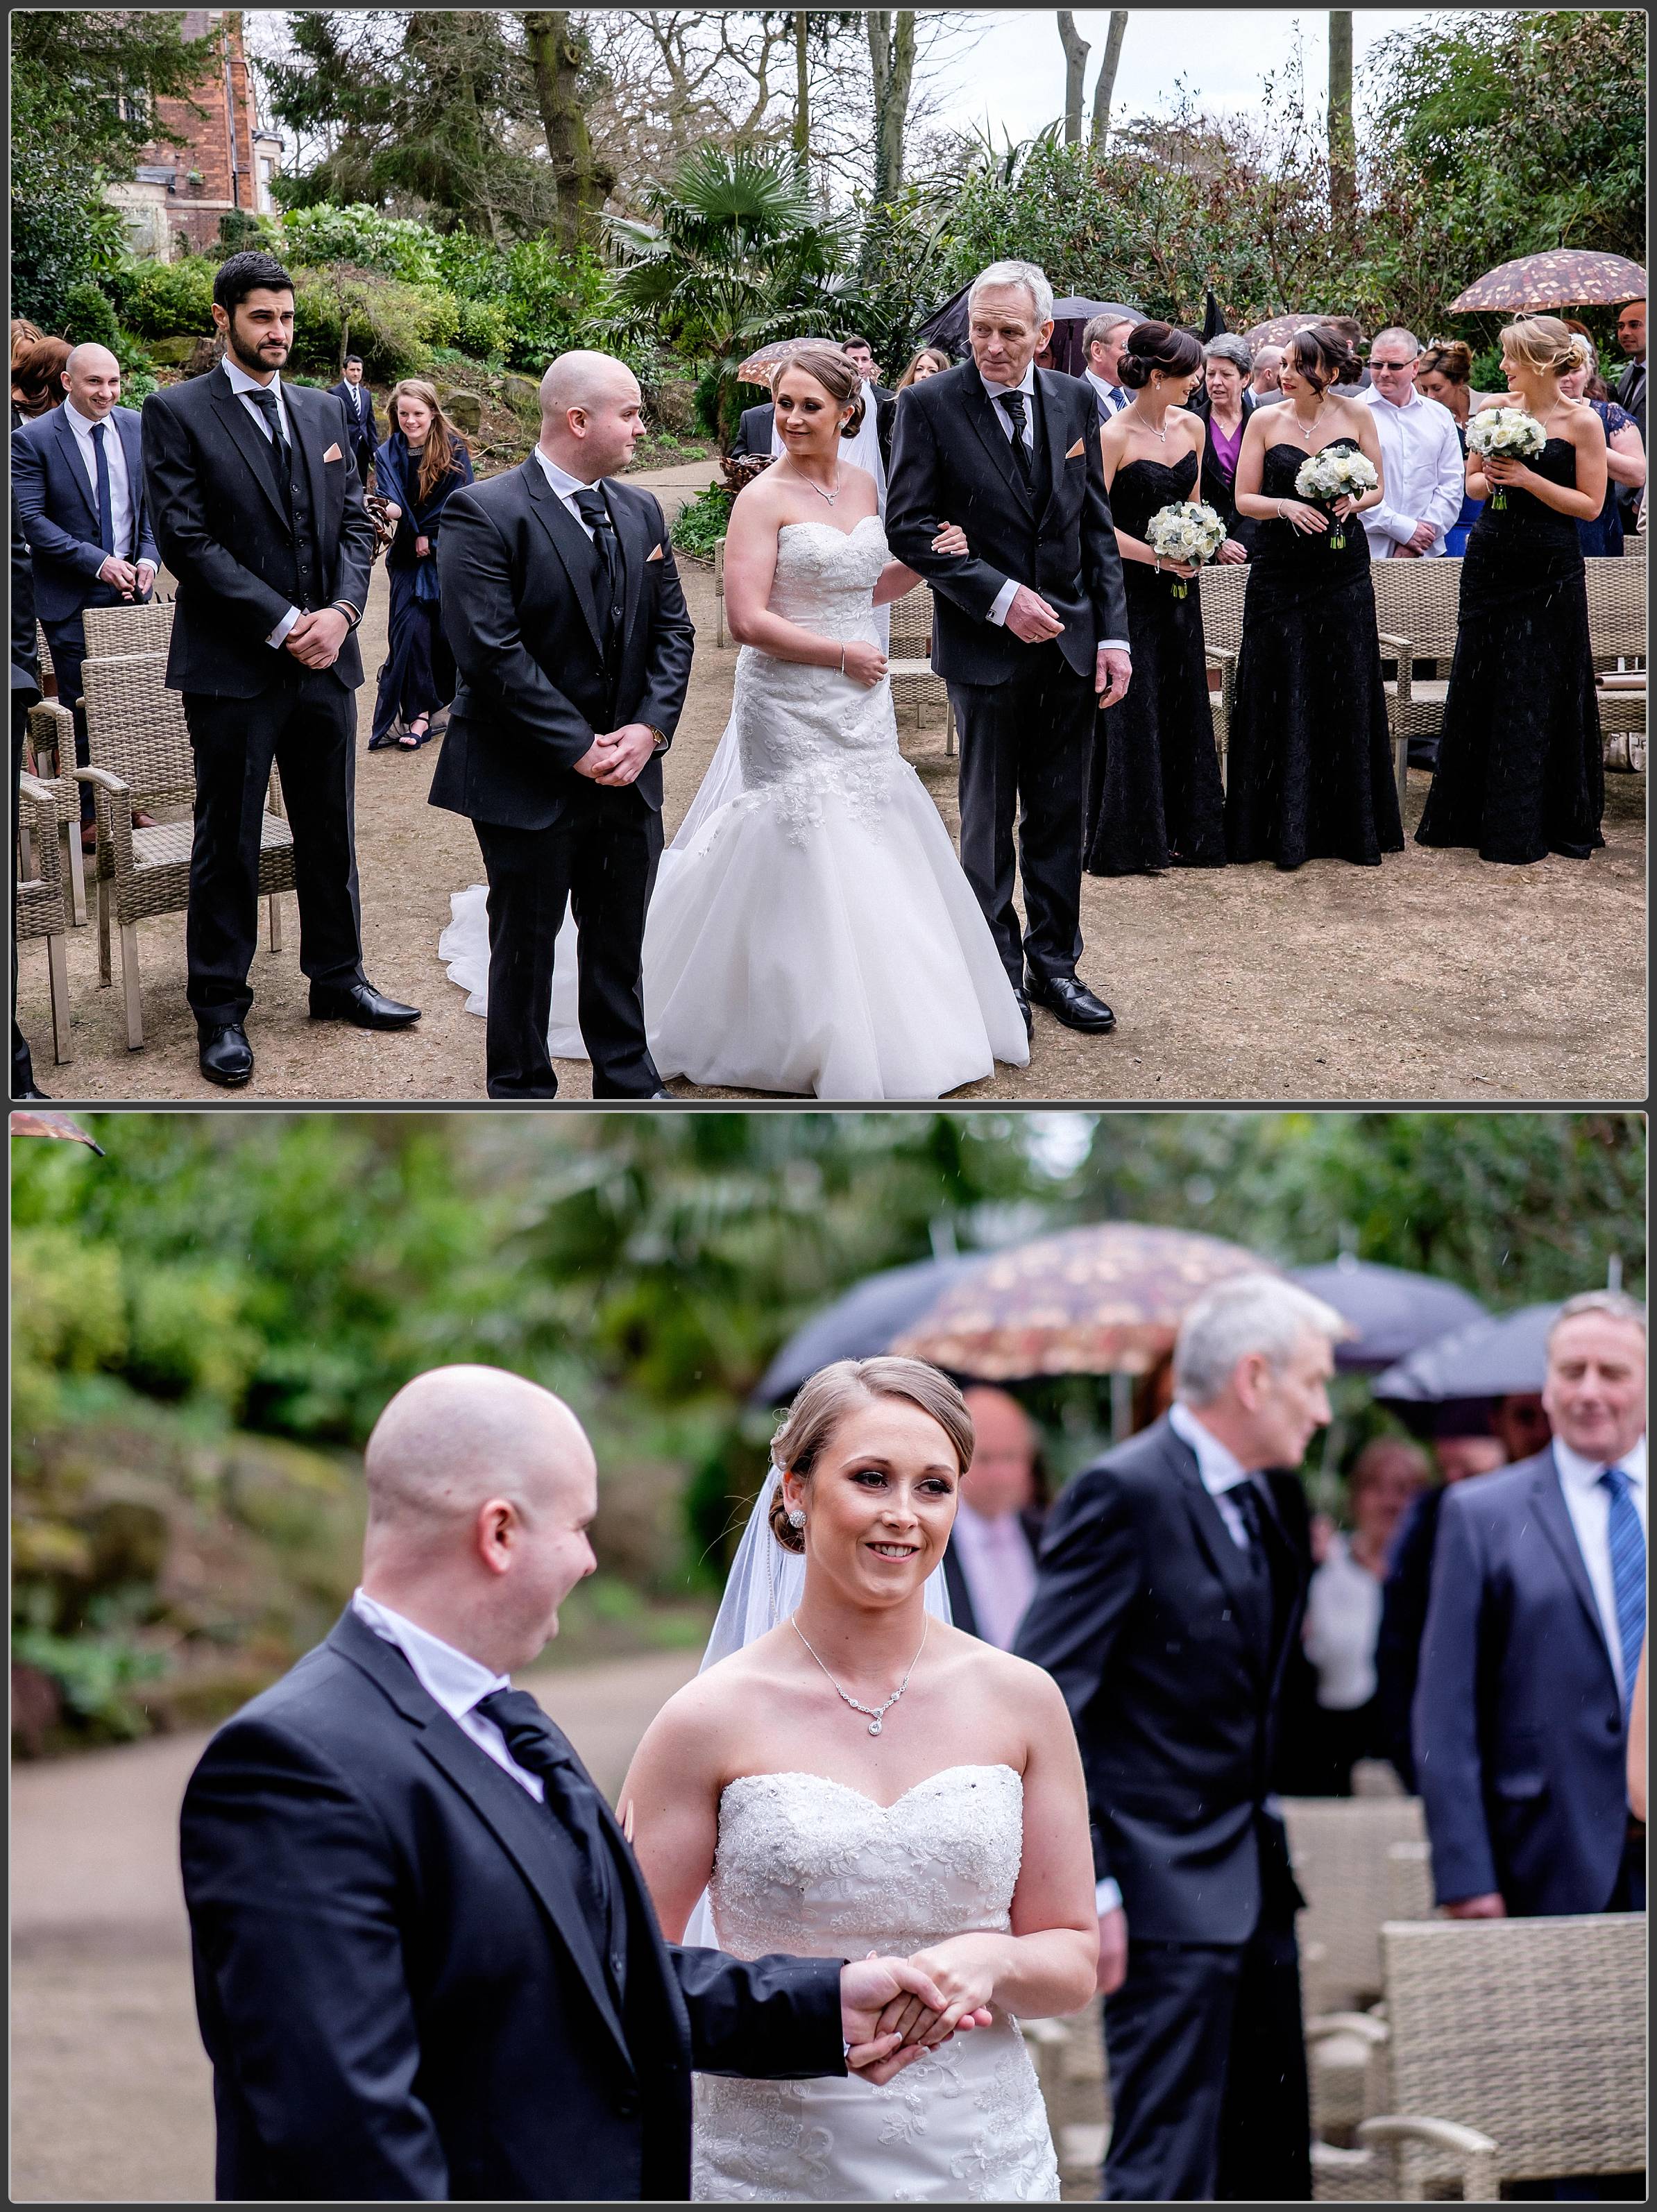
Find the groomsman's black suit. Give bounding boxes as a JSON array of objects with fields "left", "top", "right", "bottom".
[
  {"left": 431, "top": 457, "right": 695, "bottom": 1098},
  {"left": 885, "top": 362, "right": 1130, "bottom": 990},
  {"left": 1016, "top": 1413, "right": 1313, "bottom": 2203},
  {"left": 730, "top": 402, "right": 775, "bottom": 459},
  {"left": 327, "top": 374, "right": 380, "bottom": 479},
  {"left": 142, "top": 366, "right": 379, "bottom": 1029},
  {"left": 180, "top": 1606, "right": 847, "bottom": 2202}
]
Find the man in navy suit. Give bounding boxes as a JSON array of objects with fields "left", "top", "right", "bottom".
[
  {"left": 327, "top": 353, "right": 379, "bottom": 481},
  {"left": 181, "top": 1365, "right": 958, "bottom": 2202},
  {"left": 11, "top": 342, "right": 160, "bottom": 843},
  {"left": 1081, "top": 313, "right": 1134, "bottom": 422},
  {"left": 1416, "top": 1291, "right": 1646, "bottom": 1921}
]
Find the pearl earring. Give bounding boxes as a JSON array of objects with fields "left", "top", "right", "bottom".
[{"left": 788, "top": 1506, "right": 807, "bottom": 1529}]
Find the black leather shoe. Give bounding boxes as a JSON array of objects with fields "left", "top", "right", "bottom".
[
  {"left": 309, "top": 982, "right": 421, "bottom": 1030},
  {"left": 1026, "top": 972, "right": 1116, "bottom": 1034},
  {"left": 1012, "top": 987, "right": 1033, "bottom": 1039},
  {"left": 198, "top": 1022, "right": 254, "bottom": 1087},
  {"left": 14, "top": 1081, "right": 51, "bottom": 1100}
]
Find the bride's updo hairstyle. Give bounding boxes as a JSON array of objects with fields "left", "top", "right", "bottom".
[
  {"left": 1284, "top": 323, "right": 1362, "bottom": 393},
  {"left": 774, "top": 343, "right": 867, "bottom": 437},
  {"left": 767, "top": 1356, "right": 974, "bottom": 1552},
  {"left": 1118, "top": 321, "right": 1205, "bottom": 388},
  {"left": 1500, "top": 314, "right": 1578, "bottom": 380}
]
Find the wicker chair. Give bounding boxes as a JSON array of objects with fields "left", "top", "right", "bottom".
[
  {"left": 23, "top": 626, "right": 88, "bottom": 928},
  {"left": 76, "top": 652, "right": 295, "bottom": 1048},
  {"left": 1347, "top": 1913, "right": 1647, "bottom": 2200},
  {"left": 80, "top": 598, "right": 178, "bottom": 658},
  {"left": 1198, "top": 562, "right": 1248, "bottom": 786},
  {"left": 1368, "top": 556, "right": 1463, "bottom": 812},
  {"left": 14, "top": 771, "right": 74, "bottom": 1064},
  {"left": 1585, "top": 554, "right": 1647, "bottom": 772},
  {"left": 887, "top": 580, "right": 957, "bottom": 755},
  {"left": 1384, "top": 1839, "right": 1435, "bottom": 1923},
  {"left": 1283, "top": 1795, "right": 1427, "bottom": 2150}
]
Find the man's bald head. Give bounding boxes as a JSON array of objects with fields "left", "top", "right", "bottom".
[
  {"left": 63, "top": 343, "right": 122, "bottom": 419},
  {"left": 364, "top": 1365, "right": 593, "bottom": 1533},
  {"left": 537, "top": 350, "right": 647, "bottom": 483}
]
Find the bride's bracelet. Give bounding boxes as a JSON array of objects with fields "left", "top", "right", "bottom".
[{"left": 838, "top": 645, "right": 847, "bottom": 674}]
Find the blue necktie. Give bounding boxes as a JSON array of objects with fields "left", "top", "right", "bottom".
[
  {"left": 91, "top": 421, "right": 115, "bottom": 556},
  {"left": 1599, "top": 1465, "right": 1645, "bottom": 1710}
]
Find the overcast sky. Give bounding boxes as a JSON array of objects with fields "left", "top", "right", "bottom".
[{"left": 922, "top": 9, "right": 1440, "bottom": 141}]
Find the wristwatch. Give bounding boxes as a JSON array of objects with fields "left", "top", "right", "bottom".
[{"left": 647, "top": 725, "right": 671, "bottom": 754}]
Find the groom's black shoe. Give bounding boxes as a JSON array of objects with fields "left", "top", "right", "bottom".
[
  {"left": 309, "top": 981, "right": 422, "bottom": 1029},
  {"left": 198, "top": 1021, "right": 254, "bottom": 1087},
  {"left": 1026, "top": 972, "right": 1116, "bottom": 1034},
  {"left": 1012, "top": 987, "right": 1033, "bottom": 1040}
]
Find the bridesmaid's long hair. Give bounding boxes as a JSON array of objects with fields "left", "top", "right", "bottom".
[{"left": 387, "top": 377, "right": 470, "bottom": 504}]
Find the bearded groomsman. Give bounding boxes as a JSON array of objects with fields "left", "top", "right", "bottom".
[{"left": 142, "top": 250, "right": 419, "bottom": 1089}]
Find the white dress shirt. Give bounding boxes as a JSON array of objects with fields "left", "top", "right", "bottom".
[
  {"left": 978, "top": 364, "right": 1128, "bottom": 654},
  {"left": 343, "top": 377, "right": 364, "bottom": 418},
  {"left": 350, "top": 1587, "right": 544, "bottom": 1801},
  {"left": 1168, "top": 1398, "right": 1262, "bottom": 1551},
  {"left": 1552, "top": 1435, "right": 1647, "bottom": 1699},
  {"left": 1302, "top": 1534, "right": 1383, "bottom": 1710},
  {"left": 221, "top": 358, "right": 305, "bottom": 648},
  {"left": 60, "top": 399, "right": 140, "bottom": 570},
  {"left": 950, "top": 1500, "right": 1038, "bottom": 1652},
  {"left": 1358, "top": 385, "right": 1466, "bottom": 559},
  {"left": 533, "top": 444, "right": 608, "bottom": 538},
  {"left": 1085, "top": 368, "right": 1128, "bottom": 418}
]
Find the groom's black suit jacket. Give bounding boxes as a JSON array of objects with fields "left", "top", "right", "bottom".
[
  {"left": 180, "top": 1607, "right": 846, "bottom": 2202},
  {"left": 1015, "top": 1415, "right": 1311, "bottom": 1946},
  {"left": 430, "top": 457, "right": 694, "bottom": 834},
  {"left": 885, "top": 361, "right": 1129, "bottom": 687}
]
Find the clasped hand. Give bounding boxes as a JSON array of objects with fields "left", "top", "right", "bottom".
[
  {"left": 284, "top": 606, "right": 350, "bottom": 669},
  {"left": 840, "top": 1948, "right": 996, "bottom": 2086},
  {"left": 575, "top": 722, "right": 657, "bottom": 785}
]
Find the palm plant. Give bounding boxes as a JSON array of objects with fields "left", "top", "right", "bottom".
[{"left": 609, "top": 145, "right": 859, "bottom": 449}]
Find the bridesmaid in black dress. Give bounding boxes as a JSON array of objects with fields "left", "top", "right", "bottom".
[
  {"left": 1086, "top": 321, "right": 1227, "bottom": 875},
  {"left": 1225, "top": 324, "right": 1403, "bottom": 869},
  {"left": 1416, "top": 314, "right": 1608, "bottom": 864}
]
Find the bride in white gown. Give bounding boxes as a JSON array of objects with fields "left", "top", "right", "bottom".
[
  {"left": 439, "top": 345, "right": 1029, "bottom": 1100},
  {"left": 619, "top": 1357, "right": 1097, "bottom": 2202}
]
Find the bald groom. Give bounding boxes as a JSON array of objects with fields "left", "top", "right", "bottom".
[
  {"left": 181, "top": 1366, "right": 953, "bottom": 2202},
  {"left": 430, "top": 353, "right": 695, "bottom": 1100}
]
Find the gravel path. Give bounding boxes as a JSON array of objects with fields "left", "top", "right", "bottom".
[{"left": 19, "top": 465, "right": 1645, "bottom": 1103}]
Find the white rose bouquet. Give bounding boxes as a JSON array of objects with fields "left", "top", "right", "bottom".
[
  {"left": 1144, "top": 501, "right": 1227, "bottom": 597},
  {"left": 1464, "top": 406, "right": 1547, "bottom": 509},
  {"left": 1292, "top": 448, "right": 1380, "bottom": 549}
]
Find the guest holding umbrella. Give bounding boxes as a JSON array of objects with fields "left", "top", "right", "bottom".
[
  {"left": 368, "top": 380, "right": 473, "bottom": 751},
  {"left": 1416, "top": 314, "right": 1608, "bottom": 865},
  {"left": 1558, "top": 335, "right": 1645, "bottom": 559},
  {"left": 1198, "top": 336, "right": 1258, "bottom": 561}
]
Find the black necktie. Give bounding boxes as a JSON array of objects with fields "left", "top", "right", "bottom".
[
  {"left": 476, "top": 1687, "right": 624, "bottom": 1980},
  {"left": 247, "top": 386, "right": 294, "bottom": 489},
  {"left": 998, "top": 389, "right": 1033, "bottom": 484},
  {"left": 1230, "top": 1479, "right": 1268, "bottom": 1569},
  {"left": 572, "top": 486, "right": 623, "bottom": 654}
]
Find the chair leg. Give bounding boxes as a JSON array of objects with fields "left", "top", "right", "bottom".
[
  {"left": 65, "top": 819, "right": 87, "bottom": 928},
  {"left": 268, "top": 892, "right": 283, "bottom": 953},
  {"left": 46, "top": 930, "right": 72, "bottom": 1064},
  {"left": 97, "top": 876, "right": 112, "bottom": 987},
  {"left": 945, "top": 697, "right": 957, "bottom": 758},
  {"left": 119, "top": 923, "right": 143, "bottom": 1048},
  {"left": 1394, "top": 735, "right": 1409, "bottom": 815}
]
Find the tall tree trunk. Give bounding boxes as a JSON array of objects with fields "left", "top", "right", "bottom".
[
  {"left": 793, "top": 10, "right": 809, "bottom": 178},
  {"left": 867, "top": 10, "right": 915, "bottom": 207},
  {"left": 1090, "top": 11, "right": 1129, "bottom": 145},
  {"left": 522, "top": 10, "right": 612, "bottom": 255},
  {"left": 1327, "top": 9, "right": 1355, "bottom": 221},
  {"left": 1057, "top": 12, "right": 1089, "bottom": 146}
]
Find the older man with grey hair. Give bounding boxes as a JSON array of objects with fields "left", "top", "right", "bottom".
[
  {"left": 1019, "top": 1272, "right": 1344, "bottom": 2202},
  {"left": 1359, "top": 325, "right": 1465, "bottom": 563},
  {"left": 1082, "top": 312, "right": 1135, "bottom": 421},
  {"left": 886, "top": 260, "right": 1131, "bottom": 1037}
]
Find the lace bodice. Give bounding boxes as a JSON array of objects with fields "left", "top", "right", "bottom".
[
  {"left": 765, "top": 515, "right": 890, "bottom": 638},
  {"left": 708, "top": 1765, "right": 1023, "bottom": 1959},
  {"left": 692, "top": 1765, "right": 1057, "bottom": 2202}
]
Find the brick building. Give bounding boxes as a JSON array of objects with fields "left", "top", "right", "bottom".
[{"left": 106, "top": 10, "right": 283, "bottom": 260}]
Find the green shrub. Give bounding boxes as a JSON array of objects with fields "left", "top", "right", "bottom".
[
  {"left": 218, "top": 210, "right": 278, "bottom": 255},
  {"left": 289, "top": 265, "right": 436, "bottom": 381},
  {"left": 107, "top": 255, "right": 217, "bottom": 341},
  {"left": 281, "top": 203, "right": 441, "bottom": 285},
  {"left": 671, "top": 484, "right": 733, "bottom": 561},
  {"left": 454, "top": 295, "right": 512, "bottom": 364},
  {"left": 124, "top": 1265, "right": 264, "bottom": 1409},
  {"left": 61, "top": 279, "right": 120, "bottom": 350}
]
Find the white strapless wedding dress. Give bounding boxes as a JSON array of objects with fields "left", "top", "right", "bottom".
[
  {"left": 438, "top": 516, "right": 1028, "bottom": 1100},
  {"left": 692, "top": 1764, "right": 1059, "bottom": 2204}
]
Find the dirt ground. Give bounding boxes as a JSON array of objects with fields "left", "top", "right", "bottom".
[{"left": 20, "top": 464, "right": 1645, "bottom": 1105}]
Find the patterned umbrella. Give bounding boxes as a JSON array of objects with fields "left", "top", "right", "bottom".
[
  {"left": 9, "top": 1110, "right": 103, "bottom": 1153},
  {"left": 890, "top": 1222, "right": 1277, "bottom": 1379},
  {"left": 733, "top": 337, "right": 838, "bottom": 386},
  {"left": 1242, "top": 311, "right": 1336, "bottom": 349},
  {"left": 1450, "top": 252, "right": 1647, "bottom": 313}
]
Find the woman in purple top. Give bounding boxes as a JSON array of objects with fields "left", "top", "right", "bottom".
[{"left": 1196, "top": 337, "right": 1258, "bottom": 560}]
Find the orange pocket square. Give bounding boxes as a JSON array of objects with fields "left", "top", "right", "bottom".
[
  {"left": 1064, "top": 436, "right": 1087, "bottom": 460},
  {"left": 647, "top": 543, "right": 664, "bottom": 562},
  {"left": 321, "top": 441, "right": 342, "bottom": 463}
]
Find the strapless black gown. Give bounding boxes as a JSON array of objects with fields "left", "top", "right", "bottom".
[
  {"left": 1223, "top": 438, "right": 1404, "bottom": 869},
  {"left": 1415, "top": 439, "right": 1604, "bottom": 863},
  {"left": 1086, "top": 452, "right": 1227, "bottom": 874}
]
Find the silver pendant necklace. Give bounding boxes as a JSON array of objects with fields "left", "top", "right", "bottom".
[
  {"left": 804, "top": 465, "right": 842, "bottom": 507},
  {"left": 791, "top": 1613, "right": 928, "bottom": 1735},
  {"left": 1291, "top": 399, "right": 1325, "bottom": 443}
]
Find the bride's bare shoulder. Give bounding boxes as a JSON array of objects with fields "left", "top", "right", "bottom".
[
  {"left": 643, "top": 1627, "right": 792, "bottom": 1743},
  {"left": 937, "top": 1624, "right": 1071, "bottom": 1726}
]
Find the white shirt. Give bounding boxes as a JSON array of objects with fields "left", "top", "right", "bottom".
[
  {"left": 221, "top": 359, "right": 306, "bottom": 649},
  {"left": 61, "top": 399, "right": 140, "bottom": 569},
  {"left": 949, "top": 1500, "right": 1038, "bottom": 1652},
  {"left": 1168, "top": 1398, "right": 1263, "bottom": 1552},
  {"left": 1302, "top": 1535, "right": 1383, "bottom": 1710},
  {"left": 1085, "top": 368, "right": 1128, "bottom": 418},
  {"left": 533, "top": 445, "right": 609, "bottom": 540},
  {"left": 1552, "top": 1435, "right": 1647, "bottom": 1699},
  {"left": 342, "top": 377, "right": 364, "bottom": 418},
  {"left": 978, "top": 364, "right": 1128, "bottom": 653},
  {"left": 350, "top": 1588, "right": 544, "bottom": 1801},
  {"left": 1358, "top": 384, "right": 1466, "bottom": 559}
]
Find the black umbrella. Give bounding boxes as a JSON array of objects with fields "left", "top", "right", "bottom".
[
  {"left": 751, "top": 1254, "right": 985, "bottom": 1406},
  {"left": 1202, "top": 289, "right": 1225, "bottom": 342},
  {"left": 1291, "top": 1259, "right": 1486, "bottom": 1372},
  {"left": 916, "top": 289, "right": 1143, "bottom": 364},
  {"left": 1373, "top": 1302, "right": 1562, "bottom": 1405}
]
